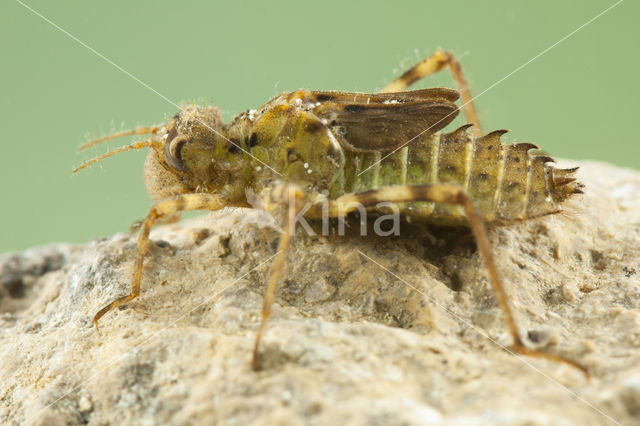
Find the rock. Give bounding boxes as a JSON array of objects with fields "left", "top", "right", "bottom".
[{"left": 1, "top": 160, "right": 639, "bottom": 425}]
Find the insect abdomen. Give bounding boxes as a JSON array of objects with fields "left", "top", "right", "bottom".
[{"left": 342, "top": 125, "right": 583, "bottom": 225}]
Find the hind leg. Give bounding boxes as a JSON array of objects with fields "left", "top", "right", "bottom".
[
  {"left": 306, "top": 184, "right": 588, "bottom": 378},
  {"left": 382, "top": 49, "right": 482, "bottom": 136}
]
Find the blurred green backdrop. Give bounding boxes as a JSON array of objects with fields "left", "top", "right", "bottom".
[{"left": 1, "top": 0, "right": 637, "bottom": 253}]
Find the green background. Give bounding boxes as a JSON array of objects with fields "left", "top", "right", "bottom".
[{"left": 1, "top": 0, "right": 637, "bottom": 253}]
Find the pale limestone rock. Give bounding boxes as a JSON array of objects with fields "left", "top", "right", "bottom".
[{"left": 1, "top": 160, "right": 639, "bottom": 425}]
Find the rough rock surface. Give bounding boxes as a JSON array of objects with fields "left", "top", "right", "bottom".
[{"left": 1, "top": 160, "right": 639, "bottom": 425}]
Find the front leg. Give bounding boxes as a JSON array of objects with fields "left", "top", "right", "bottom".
[{"left": 92, "top": 193, "right": 227, "bottom": 328}]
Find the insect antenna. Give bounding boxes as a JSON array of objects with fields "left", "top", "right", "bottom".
[
  {"left": 73, "top": 139, "right": 163, "bottom": 174},
  {"left": 79, "top": 126, "right": 160, "bottom": 151}
]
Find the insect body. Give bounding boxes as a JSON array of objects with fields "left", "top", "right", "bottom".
[
  {"left": 76, "top": 49, "right": 586, "bottom": 376},
  {"left": 144, "top": 88, "right": 581, "bottom": 224}
]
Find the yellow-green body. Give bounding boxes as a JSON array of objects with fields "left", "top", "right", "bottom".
[{"left": 145, "top": 89, "right": 582, "bottom": 226}]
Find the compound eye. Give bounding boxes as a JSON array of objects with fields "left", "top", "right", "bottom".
[{"left": 164, "top": 125, "right": 189, "bottom": 172}]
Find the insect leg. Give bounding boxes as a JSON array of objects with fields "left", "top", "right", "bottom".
[
  {"left": 307, "top": 184, "right": 588, "bottom": 377},
  {"left": 129, "top": 213, "right": 181, "bottom": 235},
  {"left": 92, "top": 193, "right": 227, "bottom": 328},
  {"left": 381, "top": 49, "right": 482, "bottom": 136},
  {"left": 252, "top": 183, "right": 306, "bottom": 370}
]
